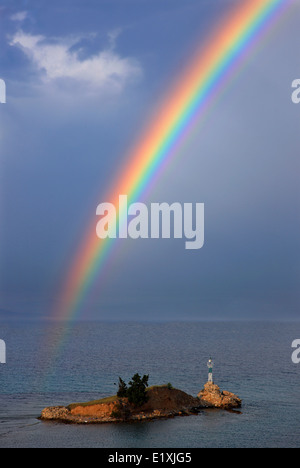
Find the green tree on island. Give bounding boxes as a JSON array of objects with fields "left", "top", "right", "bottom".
[
  {"left": 117, "top": 373, "right": 149, "bottom": 407},
  {"left": 117, "top": 377, "right": 128, "bottom": 398}
]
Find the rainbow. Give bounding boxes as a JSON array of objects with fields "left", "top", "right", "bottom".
[{"left": 52, "top": 0, "right": 290, "bottom": 327}]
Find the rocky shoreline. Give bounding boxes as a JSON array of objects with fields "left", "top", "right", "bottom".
[
  {"left": 197, "top": 382, "right": 242, "bottom": 409},
  {"left": 40, "top": 383, "right": 242, "bottom": 424}
]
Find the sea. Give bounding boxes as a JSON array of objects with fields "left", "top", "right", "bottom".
[{"left": 0, "top": 321, "right": 299, "bottom": 448}]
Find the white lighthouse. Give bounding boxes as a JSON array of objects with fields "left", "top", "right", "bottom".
[{"left": 207, "top": 357, "right": 214, "bottom": 383}]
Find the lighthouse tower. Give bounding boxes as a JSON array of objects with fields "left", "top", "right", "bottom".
[{"left": 207, "top": 357, "right": 214, "bottom": 383}]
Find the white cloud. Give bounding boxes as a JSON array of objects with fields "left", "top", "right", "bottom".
[
  {"left": 10, "top": 11, "right": 28, "bottom": 23},
  {"left": 9, "top": 31, "right": 142, "bottom": 95}
]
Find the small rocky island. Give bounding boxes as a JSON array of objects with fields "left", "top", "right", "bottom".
[{"left": 40, "top": 380, "right": 242, "bottom": 424}]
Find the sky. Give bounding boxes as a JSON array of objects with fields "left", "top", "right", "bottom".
[{"left": 0, "top": 0, "right": 299, "bottom": 322}]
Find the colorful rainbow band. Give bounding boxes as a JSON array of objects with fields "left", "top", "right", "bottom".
[{"left": 52, "top": 0, "right": 290, "bottom": 329}]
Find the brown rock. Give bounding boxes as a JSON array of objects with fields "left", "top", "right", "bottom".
[
  {"left": 40, "top": 406, "right": 72, "bottom": 421},
  {"left": 70, "top": 401, "right": 117, "bottom": 419},
  {"left": 197, "top": 382, "right": 242, "bottom": 409}
]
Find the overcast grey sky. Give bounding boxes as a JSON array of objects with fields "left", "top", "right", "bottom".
[{"left": 0, "top": 0, "right": 299, "bottom": 321}]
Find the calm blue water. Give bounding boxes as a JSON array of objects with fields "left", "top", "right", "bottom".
[{"left": 0, "top": 321, "right": 299, "bottom": 448}]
